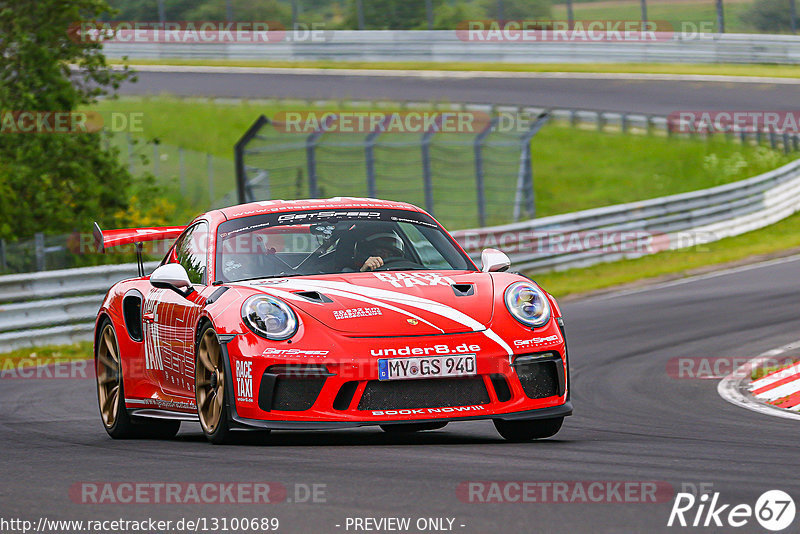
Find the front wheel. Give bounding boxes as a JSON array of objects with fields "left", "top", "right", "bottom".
[
  {"left": 493, "top": 417, "right": 563, "bottom": 442},
  {"left": 195, "top": 325, "right": 232, "bottom": 444}
]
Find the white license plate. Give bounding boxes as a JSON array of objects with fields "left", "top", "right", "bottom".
[{"left": 378, "top": 354, "right": 477, "bottom": 381}]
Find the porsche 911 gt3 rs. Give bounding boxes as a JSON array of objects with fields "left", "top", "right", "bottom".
[{"left": 93, "top": 197, "right": 572, "bottom": 443}]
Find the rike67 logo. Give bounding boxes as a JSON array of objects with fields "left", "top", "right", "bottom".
[{"left": 668, "top": 490, "right": 795, "bottom": 531}]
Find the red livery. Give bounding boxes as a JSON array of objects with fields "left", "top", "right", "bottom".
[{"left": 93, "top": 198, "right": 572, "bottom": 443}]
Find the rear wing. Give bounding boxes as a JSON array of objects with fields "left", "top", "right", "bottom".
[{"left": 93, "top": 222, "right": 186, "bottom": 276}]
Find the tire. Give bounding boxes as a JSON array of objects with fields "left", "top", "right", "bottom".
[
  {"left": 195, "top": 324, "right": 233, "bottom": 444},
  {"left": 493, "top": 417, "right": 563, "bottom": 442},
  {"left": 380, "top": 422, "right": 448, "bottom": 433},
  {"left": 95, "top": 319, "right": 180, "bottom": 439}
]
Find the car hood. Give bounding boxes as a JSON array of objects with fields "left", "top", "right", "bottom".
[{"left": 234, "top": 271, "right": 495, "bottom": 337}]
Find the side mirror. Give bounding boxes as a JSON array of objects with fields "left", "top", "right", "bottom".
[
  {"left": 481, "top": 248, "right": 511, "bottom": 273},
  {"left": 150, "top": 264, "right": 194, "bottom": 296}
]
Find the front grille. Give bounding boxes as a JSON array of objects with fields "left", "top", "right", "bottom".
[
  {"left": 515, "top": 359, "right": 560, "bottom": 399},
  {"left": 258, "top": 365, "right": 329, "bottom": 412},
  {"left": 357, "top": 377, "right": 490, "bottom": 411}
]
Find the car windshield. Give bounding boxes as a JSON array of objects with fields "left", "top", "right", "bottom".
[{"left": 215, "top": 208, "right": 474, "bottom": 283}]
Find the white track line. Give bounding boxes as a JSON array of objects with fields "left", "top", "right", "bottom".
[
  {"left": 717, "top": 340, "right": 800, "bottom": 421},
  {"left": 116, "top": 64, "right": 800, "bottom": 85}
]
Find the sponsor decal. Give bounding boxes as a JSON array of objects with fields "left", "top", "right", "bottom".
[
  {"left": 407, "top": 318, "right": 419, "bottom": 325},
  {"left": 372, "top": 405, "right": 485, "bottom": 416},
  {"left": 668, "top": 490, "right": 795, "bottom": 530},
  {"left": 513, "top": 335, "right": 560, "bottom": 348},
  {"left": 262, "top": 348, "right": 329, "bottom": 358},
  {"left": 333, "top": 307, "right": 382, "bottom": 320},
  {"left": 665, "top": 356, "right": 797, "bottom": 379},
  {"left": 372, "top": 272, "right": 456, "bottom": 288},
  {"left": 126, "top": 398, "right": 195, "bottom": 411},
  {"left": 457, "top": 19, "right": 672, "bottom": 42},
  {"left": 277, "top": 211, "right": 381, "bottom": 223},
  {"left": 371, "top": 344, "right": 480, "bottom": 357},
  {"left": 235, "top": 360, "right": 253, "bottom": 403}
]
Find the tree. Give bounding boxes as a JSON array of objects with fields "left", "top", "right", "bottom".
[
  {"left": 479, "top": 0, "right": 552, "bottom": 20},
  {"left": 741, "top": 0, "right": 796, "bottom": 32},
  {"left": 344, "top": 0, "right": 434, "bottom": 30},
  {"left": 0, "top": 0, "right": 136, "bottom": 240}
]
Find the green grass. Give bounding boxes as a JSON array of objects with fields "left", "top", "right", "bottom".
[
  {"left": 0, "top": 342, "right": 93, "bottom": 367},
  {"left": 89, "top": 96, "right": 797, "bottom": 226},
  {"left": 534, "top": 210, "right": 800, "bottom": 298},
  {"left": 552, "top": 0, "right": 754, "bottom": 34},
  {"left": 120, "top": 59, "right": 800, "bottom": 79}
]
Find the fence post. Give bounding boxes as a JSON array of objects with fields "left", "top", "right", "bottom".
[
  {"left": 34, "top": 233, "right": 45, "bottom": 272},
  {"left": 207, "top": 154, "right": 214, "bottom": 206},
  {"left": 783, "top": 132, "right": 791, "bottom": 155},
  {"left": 769, "top": 128, "right": 777, "bottom": 150},
  {"left": 234, "top": 115, "right": 270, "bottom": 204},
  {"left": 794, "top": 134, "right": 799, "bottom": 152},
  {"left": 420, "top": 117, "right": 441, "bottom": 216},
  {"left": 597, "top": 111, "right": 605, "bottom": 132},
  {"left": 153, "top": 143, "right": 160, "bottom": 176},
  {"left": 0, "top": 238, "right": 6, "bottom": 272},
  {"left": 305, "top": 114, "right": 338, "bottom": 198},
  {"left": 513, "top": 112, "right": 550, "bottom": 222},
  {"left": 646, "top": 115, "right": 654, "bottom": 135},
  {"left": 473, "top": 117, "right": 498, "bottom": 228},
  {"left": 621, "top": 113, "right": 629, "bottom": 134},
  {"left": 364, "top": 116, "right": 390, "bottom": 198},
  {"left": 179, "top": 147, "right": 187, "bottom": 196}
]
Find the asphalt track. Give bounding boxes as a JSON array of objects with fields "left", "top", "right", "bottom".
[
  {"left": 4, "top": 255, "right": 800, "bottom": 533},
  {"left": 120, "top": 68, "right": 800, "bottom": 114}
]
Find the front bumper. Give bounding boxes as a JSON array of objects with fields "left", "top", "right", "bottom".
[{"left": 218, "top": 328, "right": 571, "bottom": 431}]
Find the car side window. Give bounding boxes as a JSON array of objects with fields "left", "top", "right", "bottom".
[{"left": 172, "top": 222, "right": 209, "bottom": 285}]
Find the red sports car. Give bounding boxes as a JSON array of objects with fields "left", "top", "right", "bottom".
[{"left": 93, "top": 198, "right": 571, "bottom": 443}]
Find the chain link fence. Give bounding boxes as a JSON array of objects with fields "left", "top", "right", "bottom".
[{"left": 235, "top": 110, "right": 549, "bottom": 230}]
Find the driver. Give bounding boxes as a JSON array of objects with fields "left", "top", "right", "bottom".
[{"left": 356, "top": 231, "right": 405, "bottom": 271}]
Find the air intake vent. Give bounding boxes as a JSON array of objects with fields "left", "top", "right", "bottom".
[
  {"left": 294, "top": 290, "right": 333, "bottom": 303},
  {"left": 451, "top": 284, "right": 474, "bottom": 297}
]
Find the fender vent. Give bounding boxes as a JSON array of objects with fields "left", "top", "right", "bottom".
[{"left": 451, "top": 284, "right": 474, "bottom": 297}]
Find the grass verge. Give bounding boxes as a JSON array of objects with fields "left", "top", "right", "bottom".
[
  {"left": 121, "top": 59, "right": 800, "bottom": 79},
  {"left": 534, "top": 210, "right": 800, "bottom": 298},
  {"left": 0, "top": 342, "right": 93, "bottom": 367}
]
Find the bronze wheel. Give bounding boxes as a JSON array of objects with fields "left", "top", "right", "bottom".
[
  {"left": 196, "top": 327, "right": 227, "bottom": 438},
  {"left": 95, "top": 318, "right": 180, "bottom": 440},
  {"left": 97, "top": 323, "right": 121, "bottom": 428}
]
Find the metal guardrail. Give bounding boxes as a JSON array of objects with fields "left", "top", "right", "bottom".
[
  {"left": 0, "top": 262, "right": 159, "bottom": 352},
  {"left": 104, "top": 31, "right": 800, "bottom": 65},
  {"left": 453, "top": 158, "right": 800, "bottom": 271}
]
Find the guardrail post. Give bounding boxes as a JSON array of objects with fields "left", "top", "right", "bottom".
[
  {"left": 473, "top": 117, "right": 498, "bottom": 227},
  {"left": 570, "top": 109, "right": 578, "bottom": 128},
  {"left": 597, "top": 111, "right": 605, "bottom": 132},
  {"left": 34, "top": 233, "right": 45, "bottom": 272},
  {"left": 783, "top": 132, "right": 791, "bottom": 154},
  {"left": 621, "top": 113, "right": 629, "bottom": 134},
  {"left": 756, "top": 128, "right": 763, "bottom": 145},
  {"left": 646, "top": 115, "right": 654, "bottom": 136},
  {"left": 794, "top": 134, "right": 799, "bottom": 152},
  {"left": 769, "top": 128, "right": 777, "bottom": 150}
]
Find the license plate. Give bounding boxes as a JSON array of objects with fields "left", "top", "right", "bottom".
[{"left": 378, "top": 354, "right": 477, "bottom": 381}]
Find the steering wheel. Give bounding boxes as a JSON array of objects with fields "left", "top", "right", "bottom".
[{"left": 373, "top": 256, "right": 424, "bottom": 271}]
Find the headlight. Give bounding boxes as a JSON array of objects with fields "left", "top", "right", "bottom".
[
  {"left": 242, "top": 295, "right": 298, "bottom": 340},
  {"left": 504, "top": 282, "right": 551, "bottom": 328}
]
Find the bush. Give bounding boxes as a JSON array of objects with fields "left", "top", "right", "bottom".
[{"left": 741, "top": 0, "right": 797, "bottom": 33}]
